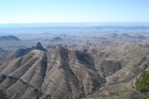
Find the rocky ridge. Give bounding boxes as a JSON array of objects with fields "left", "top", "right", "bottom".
[{"left": 0, "top": 43, "right": 149, "bottom": 99}]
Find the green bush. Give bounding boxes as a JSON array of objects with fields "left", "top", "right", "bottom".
[
  {"left": 136, "top": 71, "right": 149, "bottom": 93},
  {"left": 0, "top": 89, "right": 8, "bottom": 99}
]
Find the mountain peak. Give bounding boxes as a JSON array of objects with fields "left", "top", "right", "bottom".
[{"left": 34, "top": 42, "right": 47, "bottom": 51}]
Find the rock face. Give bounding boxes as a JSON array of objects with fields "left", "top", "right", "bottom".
[
  {"left": 34, "top": 42, "right": 47, "bottom": 51},
  {"left": 1, "top": 43, "right": 149, "bottom": 99}
]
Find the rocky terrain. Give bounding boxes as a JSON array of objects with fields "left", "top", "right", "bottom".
[
  {"left": 0, "top": 41, "right": 149, "bottom": 99},
  {"left": 0, "top": 26, "right": 149, "bottom": 99}
]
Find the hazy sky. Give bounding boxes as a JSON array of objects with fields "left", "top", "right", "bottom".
[{"left": 0, "top": 0, "right": 149, "bottom": 24}]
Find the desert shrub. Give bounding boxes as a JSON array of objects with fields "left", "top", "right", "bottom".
[
  {"left": 135, "top": 71, "right": 149, "bottom": 93},
  {"left": 55, "top": 95, "right": 70, "bottom": 99},
  {"left": 0, "top": 89, "right": 8, "bottom": 99}
]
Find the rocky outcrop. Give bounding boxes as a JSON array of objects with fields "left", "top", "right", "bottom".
[{"left": 33, "top": 42, "right": 47, "bottom": 51}]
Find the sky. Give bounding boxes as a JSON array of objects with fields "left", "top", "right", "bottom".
[{"left": 0, "top": 0, "right": 149, "bottom": 24}]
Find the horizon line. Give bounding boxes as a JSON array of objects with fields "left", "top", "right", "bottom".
[{"left": 1, "top": 21, "right": 149, "bottom": 25}]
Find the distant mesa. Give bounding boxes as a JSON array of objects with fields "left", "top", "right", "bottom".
[
  {"left": 110, "top": 33, "right": 118, "bottom": 38},
  {"left": 120, "top": 33, "right": 132, "bottom": 38},
  {"left": 92, "top": 36, "right": 107, "bottom": 41},
  {"left": 0, "top": 35, "right": 21, "bottom": 41},
  {"left": 117, "top": 33, "right": 133, "bottom": 41},
  {"left": 98, "top": 37, "right": 107, "bottom": 41},
  {"left": 136, "top": 35, "right": 145, "bottom": 39},
  {"left": 100, "top": 40, "right": 113, "bottom": 46},
  {"left": 50, "top": 36, "right": 62, "bottom": 42}
]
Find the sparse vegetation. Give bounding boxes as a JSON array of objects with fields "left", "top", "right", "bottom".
[{"left": 55, "top": 95, "right": 70, "bottom": 99}]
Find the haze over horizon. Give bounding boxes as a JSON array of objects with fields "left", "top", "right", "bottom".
[{"left": 0, "top": 0, "right": 149, "bottom": 24}]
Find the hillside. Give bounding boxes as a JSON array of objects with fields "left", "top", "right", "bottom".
[
  {"left": 0, "top": 48, "right": 10, "bottom": 61},
  {"left": 0, "top": 42, "right": 149, "bottom": 99},
  {"left": 0, "top": 46, "right": 104, "bottom": 99},
  {"left": 84, "top": 43, "right": 149, "bottom": 99}
]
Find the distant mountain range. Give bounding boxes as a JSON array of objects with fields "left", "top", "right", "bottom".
[
  {"left": 0, "top": 35, "right": 20, "bottom": 41},
  {"left": 0, "top": 22, "right": 149, "bottom": 28}
]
